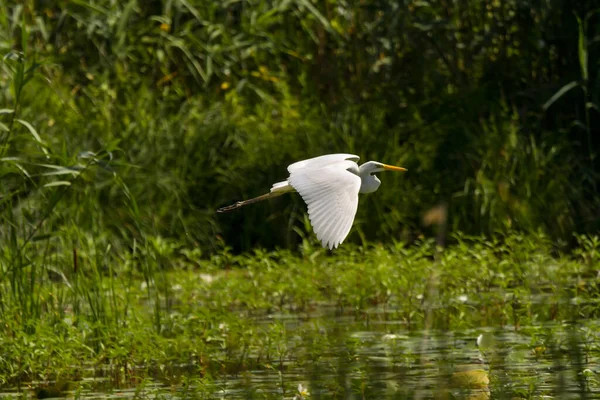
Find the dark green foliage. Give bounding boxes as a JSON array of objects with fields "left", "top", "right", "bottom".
[{"left": 1, "top": 1, "right": 599, "bottom": 252}]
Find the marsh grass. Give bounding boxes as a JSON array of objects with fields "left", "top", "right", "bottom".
[{"left": 0, "top": 233, "right": 599, "bottom": 398}]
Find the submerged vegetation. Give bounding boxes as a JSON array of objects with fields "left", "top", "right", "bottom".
[{"left": 1, "top": 0, "right": 600, "bottom": 398}]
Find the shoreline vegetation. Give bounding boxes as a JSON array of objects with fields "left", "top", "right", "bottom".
[{"left": 1, "top": 234, "right": 600, "bottom": 397}]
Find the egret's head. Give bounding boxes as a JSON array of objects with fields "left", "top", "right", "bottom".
[
  {"left": 360, "top": 161, "right": 408, "bottom": 175},
  {"left": 358, "top": 161, "right": 407, "bottom": 194}
]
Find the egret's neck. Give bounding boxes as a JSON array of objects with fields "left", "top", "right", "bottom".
[{"left": 358, "top": 163, "right": 381, "bottom": 194}]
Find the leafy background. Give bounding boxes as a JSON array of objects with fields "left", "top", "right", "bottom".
[{"left": 1, "top": 0, "right": 599, "bottom": 254}]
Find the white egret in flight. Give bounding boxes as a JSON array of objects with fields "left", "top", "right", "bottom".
[{"left": 217, "top": 153, "right": 407, "bottom": 249}]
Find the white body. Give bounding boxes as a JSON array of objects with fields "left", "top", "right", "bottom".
[
  {"left": 218, "top": 153, "right": 406, "bottom": 250},
  {"left": 269, "top": 154, "right": 391, "bottom": 249}
]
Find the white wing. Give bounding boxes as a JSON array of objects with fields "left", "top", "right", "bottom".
[
  {"left": 288, "top": 153, "right": 359, "bottom": 174},
  {"left": 287, "top": 155, "right": 361, "bottom": 249}
]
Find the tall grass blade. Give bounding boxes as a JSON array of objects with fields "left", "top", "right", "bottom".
[
  {"left": 297, "top": 0, "right": 334, "bottom": 33},
  {"left": 43, "top": 181, "right": 71, "bottom": 187},
  {"left": 542, "top": 81, "right": 579, "bottom": 111},
  {"left": 576, "top": 15, "right": 588, "bottom": 81}
]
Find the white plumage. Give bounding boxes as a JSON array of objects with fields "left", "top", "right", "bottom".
[
  {"left": 217, "top": 153, "right": 407, "bottom": 249},
  {"left": 287, "top": 155, "right": 361, "bottom": 249}
]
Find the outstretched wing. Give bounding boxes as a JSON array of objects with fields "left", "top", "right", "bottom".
[
  {"left": 288, "top": 153, "right": 359, "bottom": 174},
  {"left": 287, "top": 155, "right": 361, "bottom": 249}
]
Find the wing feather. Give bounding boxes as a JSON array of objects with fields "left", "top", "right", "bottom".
[
  {"left": 288, "top": 153, "right": 359, "bottom": 174},
  {"left": 287, "top": 157, "right": 361, "bottom": 249},
  {"left": 330, "top": 207, "right": 350, "bottom": 245},
  {"left": 329, "top": 185, "right": 356, "bottom": 245}
]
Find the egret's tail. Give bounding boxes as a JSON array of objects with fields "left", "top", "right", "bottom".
[{"left": 216, "top": 180, "right": 294, "bottom": 213}]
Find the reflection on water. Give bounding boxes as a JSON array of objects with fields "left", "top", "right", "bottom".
[{"left": 3, "top": 302, "right": 599, "bottom": 399}]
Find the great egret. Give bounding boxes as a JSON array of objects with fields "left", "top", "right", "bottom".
[{"left": 217, "top": 153, "right": 407, "bottom": 249}]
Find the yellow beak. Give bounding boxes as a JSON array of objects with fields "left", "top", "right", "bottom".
[{"left": 383, "top": 164, "right": 407, "bottom": 172}]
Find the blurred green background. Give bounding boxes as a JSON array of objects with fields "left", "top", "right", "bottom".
[{"left": 1, "top": 0, "right": 599, "bottom": 254}]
